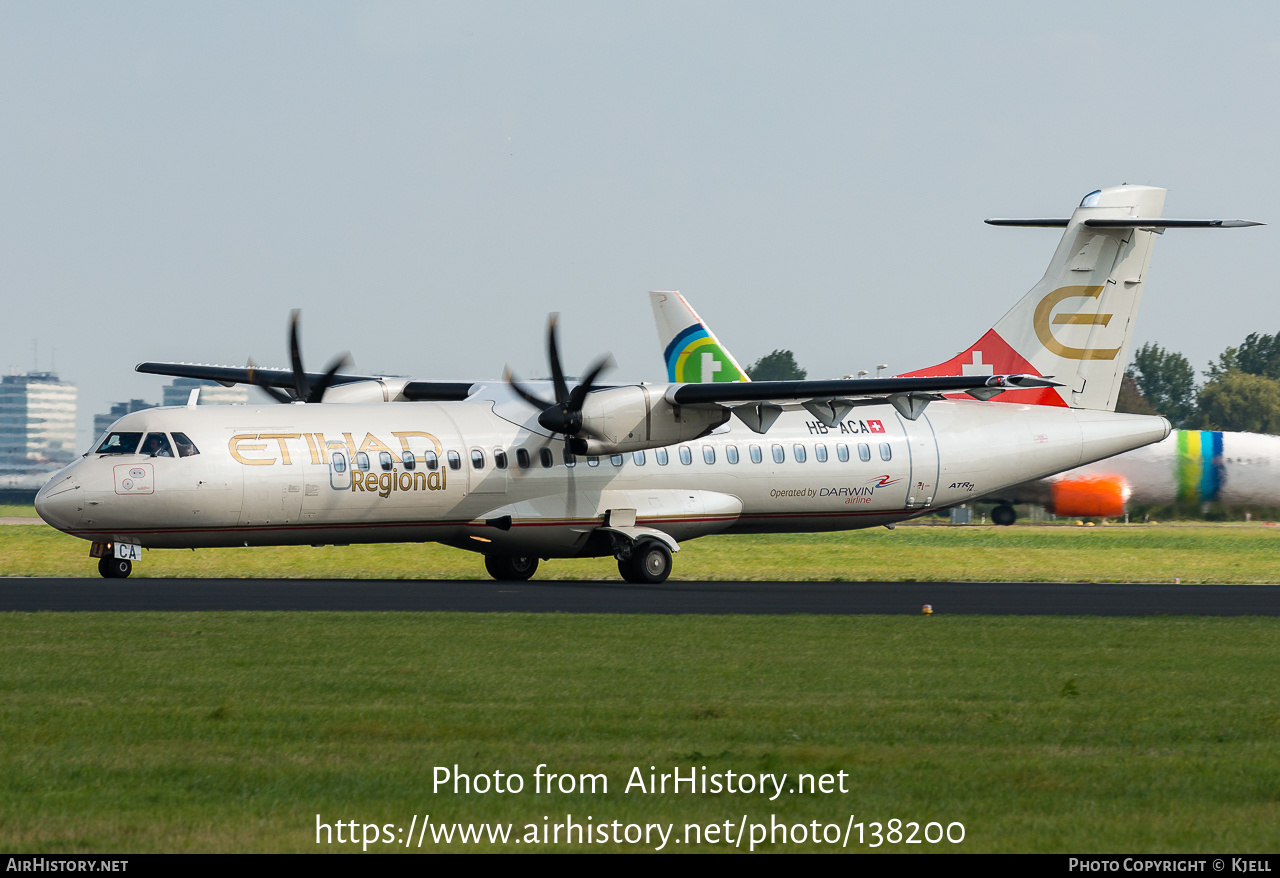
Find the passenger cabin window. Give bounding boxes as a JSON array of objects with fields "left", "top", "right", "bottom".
[
  {"left": 815, "top": 444, "right": 828, "bottom": 463},
  {"left": 331, "top": 452, "right": 348, "bottom": 473},
  {"left": 380, "top": 451, "right": 394, "bottom": 472},
  {"left": 837, "top": 443, "right": 850, "bottom": 462},
  {"left": 564, "top": 449, "right": 576, "bottom": 467},
  {"left": 587, "top": 456, "right": 600, "bottom": 467},
  {"left": 401, "top": 451, "right": 416, "bottom": 470},
  {"left": 447, "top": 450, "right": 462, "bottom": 471},
  {"left": 495, "top": 449, "right": 508, "bottom": 470},
  {"left": 750, "top": 445, "right": 763, "bottom": 464},
  {"left": 611, "top": 454, "right": 624, "bottom": 467},
  {"left": 172, "top": 432, "right": 200, "bottom": 458},
  {"left": 632, "top": 451, "right": 646, "bottom": 466},
  {"left": 726, "top": 445, "right": 739, "bottom": 464},
  {"left": 471, "top": 449, "right": 485, "bottom": 470},
  {"left": 656, "top": 448, "right": 669, "bottom": 466},
  {"left": 772, "top": 444, "right": 785, "bottom": 464},
  {"left": 141, "top": 433, "right": 174, "bottom": 458},
  {"left": 356, "top": 452, "right": 371, "bottom": 471},
  {"left": 424, "top": 451, "right": 439, "bottom": 471},
  {"left": 879, "top": 443, "right": 892, "bottom": 461},
  {"left": 858, "top": 443, "right": 871, "bottom": 462},
  {"left": 517, "top": 448, "right": 531, "bottom": 469},
  {"left": 540, "top": 448, "right": 554, "bottom": 468},
  {"left": 793, "top": 444, "right": 807, "bottom": 463},
  {"left": 703, "top": 446, "right": 716, "bottom": 465},
  {"left": 679, "top": 446, "right": 693, "bottom": 465}
]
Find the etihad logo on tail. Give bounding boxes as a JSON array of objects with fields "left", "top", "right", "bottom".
[{"left": 1032, "top": 286, "right": 1120, "bottom": 361}]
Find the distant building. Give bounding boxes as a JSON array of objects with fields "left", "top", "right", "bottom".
[
  {"left": 161, "top": 377, "right": 249, "bottom": 407},
  {"left": 94, "top": 399, "right": 157, "bottom": 437},
  {"left": 0, "top": 371, "right": 78, "bottom": 467}
]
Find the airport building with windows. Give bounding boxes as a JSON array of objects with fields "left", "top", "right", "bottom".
[
  {"left": 0, "top": 371, "right": 78, "bottom": 468},
  {"left": 161, "top": 377, "right": 249, "bottom": 407},
  {"left": 93, "top": 399, "right": 157, "bottom": 437}
]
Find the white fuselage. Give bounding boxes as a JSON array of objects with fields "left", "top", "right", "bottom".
[{"left": 36, "top": 387, "right": 1170, "bottom": 559}]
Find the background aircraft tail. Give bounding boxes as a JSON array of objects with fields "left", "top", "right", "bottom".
[{"left": 650, "top": 291, "right": 750, "bottom": 383}]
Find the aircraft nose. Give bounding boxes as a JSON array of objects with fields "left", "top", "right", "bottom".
[{"left": 35, "top": 472, "right": 83, "bottom": 532}]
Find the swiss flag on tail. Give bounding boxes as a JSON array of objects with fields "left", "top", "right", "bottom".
[{"left": 898, "top": 329, "right": 1067, "bottom": 407}]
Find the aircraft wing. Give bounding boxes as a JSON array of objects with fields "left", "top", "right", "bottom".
[
  {"left": 135, "top": 362, "right": 475, "bottom": 402},
  {"left": 667, "top": 373, "right": 1058, "bottom": 404},
  {"left": 663, "top": 373, "right": 1060, "bottom": 429}
]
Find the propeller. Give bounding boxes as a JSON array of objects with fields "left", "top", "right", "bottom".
[
  {"left": 249, "top": 310, "right": 351, "bottom": 403},
  {"left": 506, "top": 314, "right": 614, "bottom": 454}
]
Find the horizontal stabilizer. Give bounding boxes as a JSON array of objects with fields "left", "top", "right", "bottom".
[
  {"left": 986, "top": 218, "right": 1263, "bottom": 229},
  {"left": 984, "top": 218, "right": 1071, "bottom": 227},
  {"left": 1082, "top": 218, "right": 1263, "bottom": 229}
]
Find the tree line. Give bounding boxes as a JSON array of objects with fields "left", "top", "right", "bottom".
[{"left": 1123, "top": 332, "right": 1280, "bottom": 433}]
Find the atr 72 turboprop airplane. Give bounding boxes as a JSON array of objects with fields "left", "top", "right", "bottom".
[{"left": 40, "top": 184, "right": 1247, "bottom": 582}]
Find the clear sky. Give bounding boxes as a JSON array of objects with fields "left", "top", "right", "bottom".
[{"left": 2, "top": 1, "right": 1276, "bottom": 446}]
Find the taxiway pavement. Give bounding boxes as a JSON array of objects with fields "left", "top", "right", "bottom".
[{"left": 2, "top": 578, "right": 1279, "bottom": 615}]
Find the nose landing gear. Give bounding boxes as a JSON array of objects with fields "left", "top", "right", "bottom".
[{"left": 98, "top": 556, "right": 132, "bottom": 579}]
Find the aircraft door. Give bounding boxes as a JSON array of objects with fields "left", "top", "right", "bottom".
[
  {"left": 900, "top": 413, "right": 939, "bottom": 508},
  {"left": 329, "top": 450, "right": 352, "bottom": 490},
  {"left": 468, "top": 446, "right": 509, "bottom": 495}
]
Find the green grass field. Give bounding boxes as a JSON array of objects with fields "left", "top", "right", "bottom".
[
  {"left": 4, "top": 517, "right": 1279, "bottom": 852},
  {"left": 0, "top": 613, "right": 1276, "bottom": 853},
  {"left": 4, "top": 517, "right": 1280, "bottom": 582}
]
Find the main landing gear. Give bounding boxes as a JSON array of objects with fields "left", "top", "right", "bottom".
[
  {"left": 991, "top": 503, "right": 1018, "bottom": 527},
  {"left": 98, "top": 556, "right": 132, "bottom": 579},
  {"left": 617, "top": 540, "right": 673, "bottom": 584},
  {"left": 484, "top": 554, "right": 539, "bottom": 581},
  {"left": 481, "top": 541, "right": 675, "bottom": 584}
]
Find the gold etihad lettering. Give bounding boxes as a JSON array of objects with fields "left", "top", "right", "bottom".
[
  {"left": 227, "top": 431, "right": 443, "bottom": 466},
  {"left": 1032, "top": 285, "right": 1121, "bottom": 360},
  {"left": 229, "top": 434, "right": 273, "bottom": 465}
]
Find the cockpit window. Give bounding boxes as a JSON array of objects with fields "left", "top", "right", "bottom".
[
  {"left": 141, "top": 433, "right": 174, "bottom": 457},
  {"left": 172, "top": 432, "right": 200, "bottom": 458},
  {"left": 97, "top": 432, "right": 142, "bottom": 455}
]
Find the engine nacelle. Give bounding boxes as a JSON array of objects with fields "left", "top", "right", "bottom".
[
  {"left": 1048, "top": 474, "right": 1130, "bottom": 518},
  {"left": 579, "top": 385, "right": 730, "bottom": 454},
  {"left": 320, "top": 379, "right": 411, "bottom": 404}
]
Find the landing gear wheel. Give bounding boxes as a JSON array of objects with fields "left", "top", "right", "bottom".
[
  {"left": 484, "top": 554, "right": 538, "bottom": 581},
  {"left": 991, "top": 504, "right": 1017, "bottom": 527},
  {"left": 98, "top": 556, "right": 132, "bottom": 579},
  {"left": 618, "top": 541, "right": 672, "bottom": 584}
]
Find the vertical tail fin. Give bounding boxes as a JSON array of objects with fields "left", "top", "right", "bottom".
[
  {"left": 901, "top": 184, "right": 1173, "bottom": 409},
  {"left": 649, "top": 291, "right": 750, "bottom": 383}
]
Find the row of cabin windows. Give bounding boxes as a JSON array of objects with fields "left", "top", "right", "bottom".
[{"left": 332, "top": 441, "right": 892, "bottom": 474}]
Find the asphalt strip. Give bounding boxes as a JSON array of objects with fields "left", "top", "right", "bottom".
[{"left": 2, "top": 578, "right": 1280, "bottom": 615}]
